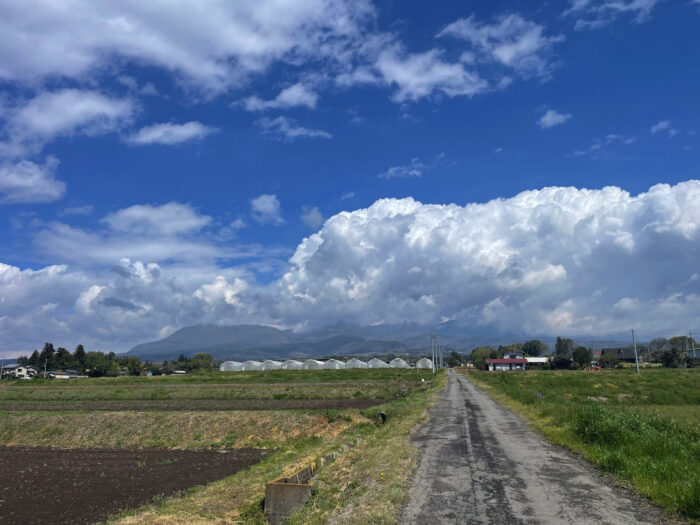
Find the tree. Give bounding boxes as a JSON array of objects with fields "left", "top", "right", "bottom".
[
  {"left": 74, "top": 345, "right": 87, "bottom": 371},
  {"left": 55, "top": 347, "right": 72, "bottom": 368},
  {"left": 598, "top": 352, "right": 619, "bottom": 368},
  {"left": 28, "top": 350, "right": 41, "bottom": 368},
  {"left": 572, "top": 346, "right": 593, "bottom": 367},
  {"left": 38, "top": 342, "right": 56, "bottom": 370},
  {"left": 522, "top": 340, "right": 548, "bottom": 357},
  {"left": 447, "top": 351, "right": 463, "bottom": 368},
  {"left": 552, "top": 355, "right": 572, "bottom": 370},
  {"left": 470, "top": 347, "right": 497, "bottom": 370},
  {"left": 661, "top": 347, "right": 683, "bottom": 368},
  {"left": 555, "top": 337, "right": 573, "bottom": 356}
]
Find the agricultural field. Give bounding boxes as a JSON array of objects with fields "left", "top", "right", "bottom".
[
  {"left": 465, "top": 368, "right": 700, "bottom": 520},
  {"left": 0, "top": 368, "right": 445, "bottom": 524}
]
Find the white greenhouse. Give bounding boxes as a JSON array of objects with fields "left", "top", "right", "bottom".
[
  {"left": 368, "top": 358, "right": 390, "bottom": 368},
  {"left": 390, "top": 358, "right": 410, "bottom": 369},
  {"left": 219, "top": 360, "right": 242, "bottom": 372},
  {"left": 415, "top": 358, "right": 433, "bottom": 369},
  {"left": 262, "top": 360, "right": 283, "bottom": 370},
  {"left": 323, "top": 359, "right": 345, "bottom": 369},
  {"left": 303, "top": 359, "right": 325, "bottom": 370},
  {"left": 282, "top": 359, "right": 304, "bottom": 370},
  {"left": 242, "top": 360, "right": 263, "bottom": 371},
  {"left": 345, "top": 358, "right": 368, "bottom": 368}
]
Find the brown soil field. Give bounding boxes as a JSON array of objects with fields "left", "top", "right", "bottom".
[
  {"left": 0, "top": 446, "right": 271, "bottom": 525},
  {"left": 0, "top": 398, "right": 385, "bottom": 412}
]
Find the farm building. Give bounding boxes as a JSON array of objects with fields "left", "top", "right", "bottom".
[
  {"left": 242, "top": 360, "right": 263, "bottom": 371},
  {"left": 345, "top": 358, "right": 367, "bottom": 368},
  {"left": 525, "top": 357, "right": 548, "bottom": 365},
  {"left": 486, "top": 358, "right": 527, "bottom": 371},
  {"left": 390, "top": 358, "right": 410, "bottom": 369},
  {"left": 368, "top": 358, "right": 390, "bottom": 368},
  {"left": 1, "top": 364, "right": 38, "bottom": 379},
  {"left": 219, "top": 361, "right": 242, "bottom": 372},
  {"left": 415, "top": 358, "right": 433, "bottom": 369},
  {"left": 303, "top": 359, "right": 324, "bottom": 370},
  {"left": 324, "top": 359, "right": 345, "bottom": 369},
  {"left": 282, "top": 359, "right": 303, "bottom": 370},
  {"left": 262, "top": 360, "right": 283, "bottom": 370},
  {"left": 600, "top": 347, "right": 645, "bottom": 363}
]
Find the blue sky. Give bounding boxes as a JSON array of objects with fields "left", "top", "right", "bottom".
[{"left": 1, "top": 0, "right": 699, "bottom": 353}]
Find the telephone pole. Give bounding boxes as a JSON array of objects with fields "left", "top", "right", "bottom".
[{"left": 631, "top": 329, "right": 640, "bottom": 374}]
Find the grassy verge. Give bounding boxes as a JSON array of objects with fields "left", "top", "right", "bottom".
[
  {"left": 465, "top": 369, "right": 700, "bottom": 520},
  {"left": 107, "top": 370, "right": 447, "bottom": 524}
]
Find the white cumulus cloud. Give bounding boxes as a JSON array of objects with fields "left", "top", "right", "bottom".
[
  {"left": 301, "top": 206, "right": 324, "bottom": 228},
  {"left": 0, "top": 157, "right": 65, "bottom": 203},
  {"left": 0, "top": 0, "right": 376, "bottom": 93},
  {"left": 538, "top": 109, "right": 573, "bottom": 128},
  {"left": 438, "top": 14, "right": 563, "bottom": 79},
  {"left": 242, "top": 83, "right": 319, "bottom": 111},
  {"left": 0, "top": 89, "right": 135, "bottom": 157},
  {"left": 127, "top": 122, "right": 217, "bottom": 146},
  {"left": 251, "top": 194, "right": 285, "bottom": 225},
  {"left": 256, "top": 116, "right": 331, "bottom": 141}
]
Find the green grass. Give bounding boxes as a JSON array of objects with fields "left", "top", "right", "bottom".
[
  {"left": 6, "top": 368, "right": 431, "bottom": 387},
  {"left": 466, "top": 368, "right": 700, "bottom": 520}
]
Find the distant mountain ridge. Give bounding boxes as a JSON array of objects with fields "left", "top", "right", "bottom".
[{"left": 128, "top": 323, "right": 632, "bottom": 361}]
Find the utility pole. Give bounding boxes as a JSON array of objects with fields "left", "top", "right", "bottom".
[
  {"left": 691, "top": 331, "right": 698, "bottom": 359},
  {"left": 631, "top": 329, "right": 640, "bottom": 374},
  {"left": 43, "top": 359, "right": 47, "bottom": 379}
]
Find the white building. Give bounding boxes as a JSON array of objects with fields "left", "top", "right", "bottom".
[
  {"left": 390, "top": 358, "right": 410, "bottom": 369},
  {"left": 323, "top": 359, "right": 345, "bottom": 369},
  {"left": 242, "top": 360, "right": 263, "bottom": 371},
  {"left": 345, "top": 358, "right": 367, "bottom": 368},
  {"left": 303, "top": 359, "right": 324, "bottom": 370},
  {"left": 219, "top": 361, "right": 242, "bottom": 372},
  {"left": 282, "top": 359, "right": 304, "bottom": 370},
  {"left": 415, "top": 358, "right": 433, "bottom": 369},
  {"left": 367, "top": 358, "right": 390, "bottom": 368}
]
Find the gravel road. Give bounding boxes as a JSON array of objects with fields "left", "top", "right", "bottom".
[{"left": 400, "top": 369, "right": 669, "bottom": 524}]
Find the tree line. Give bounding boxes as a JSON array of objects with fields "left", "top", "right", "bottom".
[{"left": 16, "top": 343, "right": 214, "bottom": 377}]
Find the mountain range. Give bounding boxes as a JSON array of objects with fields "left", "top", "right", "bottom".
[{"left": 127, "top": 322, "right": 564, "bottom": 361}]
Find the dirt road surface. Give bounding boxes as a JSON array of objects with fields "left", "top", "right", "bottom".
[{"left": 401, "top": 369, "right": 668, "bottom": 524}]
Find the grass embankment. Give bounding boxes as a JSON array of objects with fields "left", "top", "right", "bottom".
[
  {"left": 0, "top": 369, "right": 446, "bottom": 523},
  {"left": 465, "top": 369, "right": 700, "bottom": 520}
]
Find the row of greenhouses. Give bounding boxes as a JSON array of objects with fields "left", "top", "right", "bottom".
[{"left": 219, "top": 357, "right": 434, "bottom": 371}]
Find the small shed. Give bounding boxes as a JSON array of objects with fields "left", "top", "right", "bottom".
[
  {"left": 390, "top": 358, "right": 410, "bottom": 369},
  {"left": 262, "top": 360, "right": 283, "bottom": 370},
  {"left": 345, "top": 358, "right": 368, "bottom": 368},
  {"left": 219, "top": 361, "right": 242, "bottom": 372},
  {"left": 282, "top": 359, "right": 303, "bottom": 370},
  {"left": 415, "top": 358, "right": 433, "bottom": 369},
  {"left": 323, "top": 359, "right": 345, "bottom": 369},
  {"left": 242, "top": 360, "right": 263, "bottom": 371},
  {"left": 368, "top": 358, "right": 390, "bottom": 368},
  {"left": 303, "top": 359, "right": 324, "bottom": 370}
]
